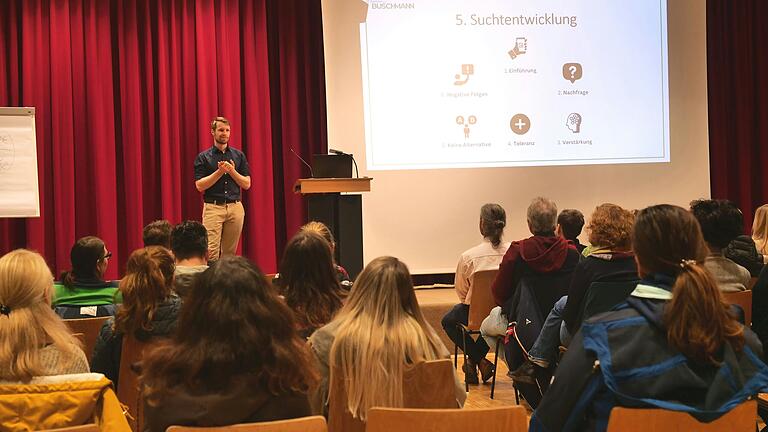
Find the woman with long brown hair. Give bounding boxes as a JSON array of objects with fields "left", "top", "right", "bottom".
[
  {"left": 0, "top": 249, "right": 89, "bottom": 381},
  {"left": 278, "top": 231, "right": 345, "bottom": 338},
  {"left": 309, "top": 256, "right": 465, "bottom": 420},
  {"left": 531, "top": 205, "right": 768, "bottom": 432},
  {"left": 140, "top": 256, "right": 316, "bottom": 431},
  {"left": 91, "top": 246, "right": 180, "bottom": 386}
]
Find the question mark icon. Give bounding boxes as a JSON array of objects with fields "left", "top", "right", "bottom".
[{"left": 562, "top": 63, "right": 582, "bottom": 83}]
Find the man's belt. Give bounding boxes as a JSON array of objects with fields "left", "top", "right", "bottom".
[{"left": 204, "top": 198, "right": 240, "bottom": 205}]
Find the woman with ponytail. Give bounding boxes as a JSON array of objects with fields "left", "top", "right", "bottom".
[
  {"left": 0, "top": 249, "right": 89, "bottom": 380},
  {"left": 441, "top": 203, "right": 510, "bottom": 384},
  {"left": 91, "top": 246, "right": 180, "bottom": 386},
  {"left": 530, "top": 205, "right": 768, "bottom": 432}
]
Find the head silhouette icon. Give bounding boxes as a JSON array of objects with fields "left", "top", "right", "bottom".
[{"left": 566, "top": 113, "right": 582, "bottom": 133}]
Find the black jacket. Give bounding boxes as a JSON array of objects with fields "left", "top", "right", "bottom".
[
  {"left": 561, "top": 252, "right": 638, "bottom": 334},
  {"left": 725, "top": 235, "right": 764, "bottom": 277},
  {"left": 91, "top": 296, "right": 182, "bottom": 387}
]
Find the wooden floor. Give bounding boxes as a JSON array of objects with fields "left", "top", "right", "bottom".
[{"left": 456, "top": 354, "right": 532, "bottom": 415}]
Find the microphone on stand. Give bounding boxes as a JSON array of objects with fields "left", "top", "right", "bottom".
[{"left": 290, "top": 147, "right": 314, "bottom": 178}]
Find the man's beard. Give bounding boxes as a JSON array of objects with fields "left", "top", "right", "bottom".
[{"left": 215, "top": 137, "right": 229, "bottom": 145}]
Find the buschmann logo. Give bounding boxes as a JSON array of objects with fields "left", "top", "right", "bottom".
[{"left": 371, "top": 1, "right": 415, "bottom": 10}]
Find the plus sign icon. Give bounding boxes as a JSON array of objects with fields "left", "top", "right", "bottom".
[{"left": 509, "top": 114, "right": 531, "bottom": 135}]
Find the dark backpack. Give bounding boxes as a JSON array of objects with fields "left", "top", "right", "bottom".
[{"left": 503, "top": 271, "right": 573, "bottom": 408}]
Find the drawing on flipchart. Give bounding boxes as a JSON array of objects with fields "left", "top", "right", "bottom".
[{"left": 0, "top": 134, "right": 14, "bottom": 172}]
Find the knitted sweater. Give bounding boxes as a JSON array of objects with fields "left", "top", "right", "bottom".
[{"left": 38, "top": 344, "right": 89, "bottom": 376}]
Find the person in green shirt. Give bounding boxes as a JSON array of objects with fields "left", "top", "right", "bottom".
[{"left": 53, "top": 236, "right": 121, "bottom": 319}]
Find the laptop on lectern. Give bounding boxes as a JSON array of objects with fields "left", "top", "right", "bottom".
[{"left": 311, "top": 154, "right": 353, "bottom": 178}]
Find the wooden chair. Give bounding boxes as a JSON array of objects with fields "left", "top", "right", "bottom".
[
  {"left": 328, "top": 359, "right": 457, "bottom": 432},
  {"left": 722, "top": 290, "right": 753, "bottom": 325},
  {"left": 165, "top": 416, "right": 328, "bottom": 432},
  {"left": 365, "top": 406, "right": 527, "bottom": 432},
  {"left": 64, "top": 316, "right": 111, "bottom": 362},
  {"left": 39, "top": 425, "right": 100, "bottom": 432},
  {"left": 455, "top": 268, "right": 500, "bottom": 396},
  {"left": 606, "top": 400, "right": 756, "bottom": 431},
  {"left": 116, "top": 335, "right": 156, "bottom": 432}
]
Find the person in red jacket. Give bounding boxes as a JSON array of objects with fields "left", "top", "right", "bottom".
[{"left": 480, "top": 197, "right": 581, "bottom": 355}]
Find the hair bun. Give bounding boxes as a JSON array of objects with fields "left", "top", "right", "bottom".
[{"left": 495, "top": 220, "right": 505, "bottom": 228}]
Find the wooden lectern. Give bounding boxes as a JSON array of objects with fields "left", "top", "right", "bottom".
[{"left": 294, "top": 177, "right": 372, "bottom": 279}]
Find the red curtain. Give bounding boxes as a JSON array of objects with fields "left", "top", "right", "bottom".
[
  {"left": 0, "top": 0, "right": 327, "bottom": 277},
  {"left": 707, "top": 0, "right": 768, "bottom": 226}
]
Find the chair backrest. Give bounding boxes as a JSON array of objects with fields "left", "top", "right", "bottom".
[
  {"left": 722, "top": 290, "right": 753, "bottom": 325},
  {"left": 64, "top": 317, "right": 111, "bottom": 362},
  {"left": 165, "top": 416, "right": 328, "bottom": 432},
  {"left": 328, "top": 359, "right": 457, "bottom": 432},
  {"left": 39, "top": 425, "right": 100, "bottom": 432},
  {"left": 582, "top": 280, "right": 639, "bottom": 322},
  {"left": 365, "top": 406, "right": 527, "bottom": 432},
  {"left": 606, "top": 400, "right": 756, "bottom": 432},
  {"left": 467, "top": 269, "right": 499, "bottom": 330},
  {"left": 117, "top": 335, "right": 155, "bottom": 432}
]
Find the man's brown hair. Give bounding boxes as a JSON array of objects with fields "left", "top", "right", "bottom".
[{"left": 210, "top": 116, "right": 230, "bottom": 131}]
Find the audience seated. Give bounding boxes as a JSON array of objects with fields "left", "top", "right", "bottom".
[
  {"left": 91, "top": 246, "right": 181, "bottom": 387},
  {"left": 557, "top": 209, "right": 586, "bottom": 254},
  {"left": 53, "top": 236, "right": 121, "bottom": 318},
  {"left": 278, "top": 231, "right": 345, "bottom": 338},
  {"left": 170, "top": 220, "right": 209, "bottom": 298},
  {"left": 441, "top": 203, "right": 510, "bottom": 384},
  {"left": 510, "top": 203, "right": 637, "bottom": 384},
  {"left": 143, "top": 219, "right": 172, "bottom": 248},
  {"left": 753, "top": 204, "right": 768, "bottom": 263},
  {"left": 690, "top": 199, "right": 751, "bottom": 291},
  {"left": 0, "top": 249, "right": 89, "bottom": 381},
  {"left": 300, "top": 221, "right": 352, "bottom": 286},
  {"left": 309, "top": 256, "right": 466, "bottom": 419},
  {"left": 140, "top": 256, "right": 314, "bottom": 431},
  {"left": 480, "top": 197, "right": 581, "bottom": 351},
  {"left": 530, "top": 204, "right": 768, "bottom": 432}
]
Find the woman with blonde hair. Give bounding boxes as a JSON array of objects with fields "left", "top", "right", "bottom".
[
  {"left": 0, "top": 249, "right": 88, "bottom": 381},
  {"left": 309, "top": 256, "right": 465, "bottom": 420},
  {"left": 753, "top": 204, "right": 768, "bottom": 263},
  {"left": 91, "top": 246, "right": 180, "bottom": 387}
]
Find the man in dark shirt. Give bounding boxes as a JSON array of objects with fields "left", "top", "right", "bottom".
[{"left": 194, "top": 117, "right": 251, "bottom": 261}]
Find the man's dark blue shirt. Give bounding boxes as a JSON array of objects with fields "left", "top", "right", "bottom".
[{"left": 194, "top": 145, "right": 251, "bottom": 202}]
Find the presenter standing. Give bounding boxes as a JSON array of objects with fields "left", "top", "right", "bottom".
[{"left": 194, "top": 117, "right": 251, "bottom": 261}]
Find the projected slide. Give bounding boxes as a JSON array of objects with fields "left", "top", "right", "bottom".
[{"left": 360, "top": 0, "right": 669, "bottom": 170}]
